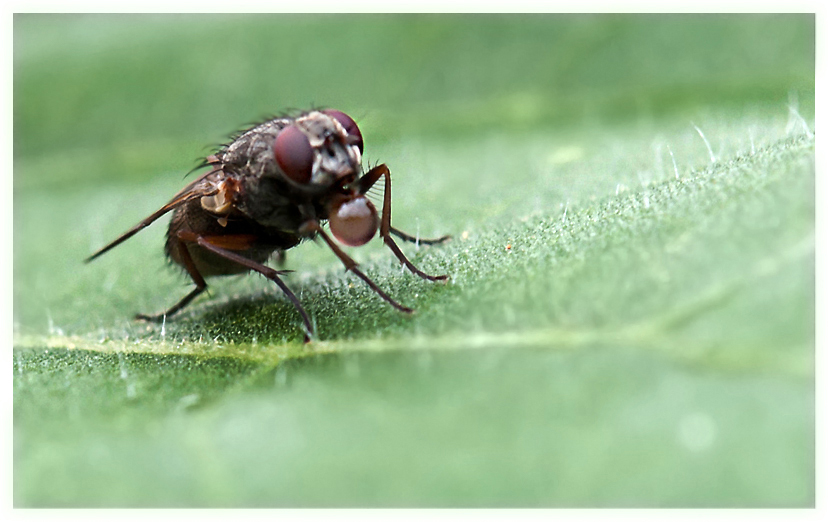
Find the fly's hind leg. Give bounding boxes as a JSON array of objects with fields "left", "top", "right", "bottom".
[
  {"left": 178, "top": 232, "right": 313, "bottom": 342},
  {"left": 138, "top": 232, "right": 311, "bottom": 342},
  {"left": 135, "top": 237, "right": 207, "bottom": 322}
]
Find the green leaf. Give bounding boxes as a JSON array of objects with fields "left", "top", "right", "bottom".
[{"left": 14, "top": 14, "right": 814, "bottom": 507}]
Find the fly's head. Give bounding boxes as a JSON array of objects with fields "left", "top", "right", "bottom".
[
  {"left": 273, "top": 110, "right": 364, "bottom": 187},
  {"left": 274, "top": 110, "right": 378, "bottom": 247}
]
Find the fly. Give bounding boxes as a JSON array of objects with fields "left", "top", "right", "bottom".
[{"left": 85, "top": 109, "right": 449, "bottom": 342}]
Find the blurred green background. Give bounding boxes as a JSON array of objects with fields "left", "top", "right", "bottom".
[{"left": 14, "top": 14, "right": 814, "bottom": 507}]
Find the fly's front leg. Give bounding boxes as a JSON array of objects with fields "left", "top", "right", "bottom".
[
  {"left": 389, "top": 226, "right": 451, "bottom": 246},
  {"left": 357, "top": 164, "right": 449, "bottom": 281},
  {"left": 303, "top": 221, "right": 413, "bottom": 314}
]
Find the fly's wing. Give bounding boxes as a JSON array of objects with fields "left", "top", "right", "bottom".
[{"left": 85, "top": 167, "right": 223, "bottom": 263}]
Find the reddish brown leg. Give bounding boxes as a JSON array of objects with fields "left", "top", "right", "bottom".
[
  {"left": 389, "top": 226, "right": 451, "bottom": 246},
  {"left": 136, "top": 237, "right": 207, "bottom": 321},
  {"left": 305, "top": 221, "right": 413, "bottom": 314},
  {"left": 139, "top": 232, "right": 313, "bottom": 342},
  {"left": 358, "top": 164, "right": 449, "bottom": 281},
  {"left": 187, "top": 234, "right": 314, "bottom": 342}
]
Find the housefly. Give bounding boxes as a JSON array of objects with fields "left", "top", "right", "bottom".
[{"left": 86, "top": 109, "right": 449, "bottom": 341}]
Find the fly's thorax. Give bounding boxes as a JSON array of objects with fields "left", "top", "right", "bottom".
[
  {"left": 232, "top": 175, "right": 308, "bottom": 232},
  {"left": 219, "top": 119, "right": 288, "bottom": 179}
]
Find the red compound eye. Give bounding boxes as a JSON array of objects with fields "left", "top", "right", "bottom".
[
  {"left": 329, "top": 195, "right": 378, "bottom": 247},
  {"left": 274, "top": 125, "right": 314, "bottom": 184},
  {"left": 323, "top": 109, "right": 363, "bottom": 153}
]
